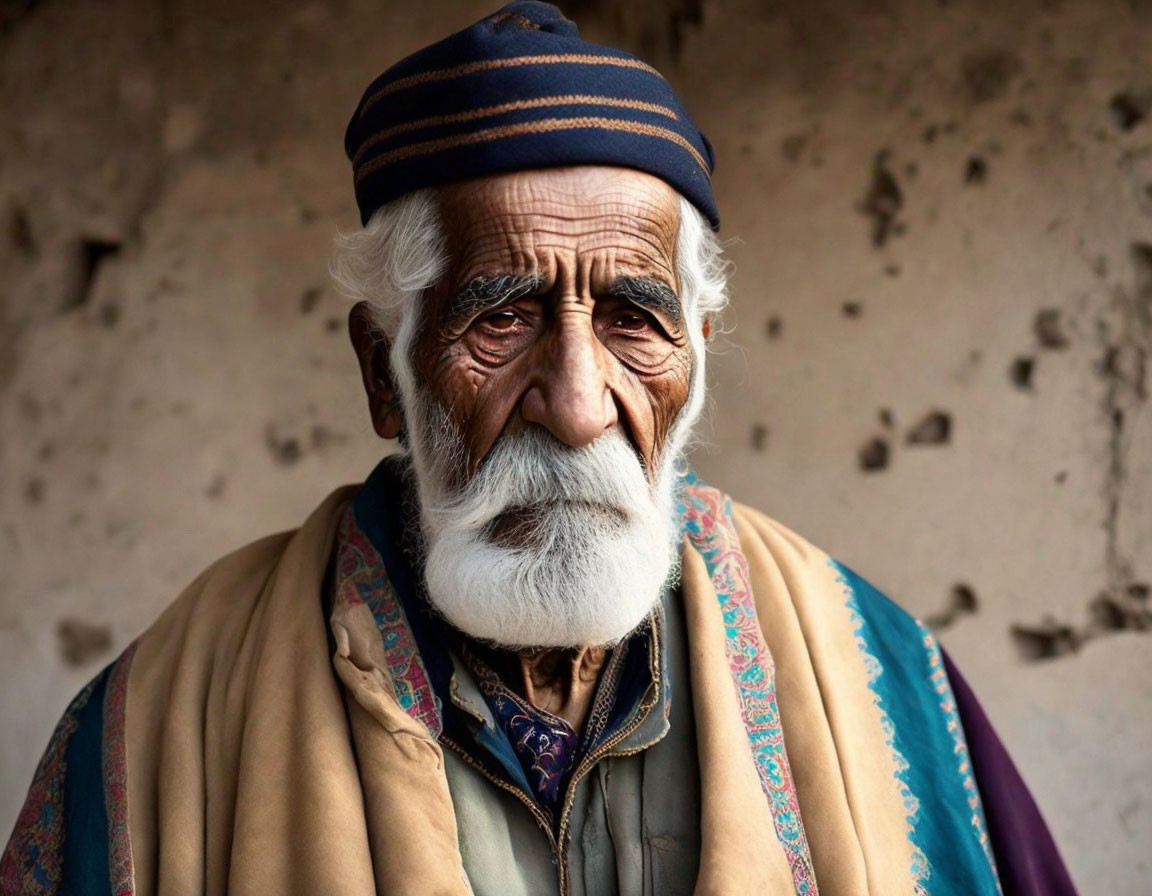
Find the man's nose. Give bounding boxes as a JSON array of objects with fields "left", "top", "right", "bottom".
[{"left": 520, "top": 317, "right": 618, "bottom": 447}]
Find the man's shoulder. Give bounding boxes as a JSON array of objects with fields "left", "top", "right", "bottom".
[
  {"left": 148, "top": 530, "right": 294, "bottom": 629},
  {"left": 729, "top": 498, "right": 829, "bottom": 565},
  {"left": 682, "top": 481, "right": 916, "bottom": 626},
  {"left": 680, "top": 480, "right": 832, "bottom": 570},
  {"left": 133, "top": 486, "right": 357, "bottom": 663}
]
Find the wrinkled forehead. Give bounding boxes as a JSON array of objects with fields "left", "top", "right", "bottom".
[{"left": 435, "top": 166, "right": 681, "bottom": 285}]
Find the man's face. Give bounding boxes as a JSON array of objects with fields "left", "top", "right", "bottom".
[
  {"left": 412, "top": 166, "right": 691, "bottom": 482},
  {"left": 349, "top": 166, "right": 702, "bottom": 648}
]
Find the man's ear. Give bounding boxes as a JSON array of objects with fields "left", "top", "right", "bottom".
[{"left": 348, "top": 302, "right": 405, "bottom": 439}]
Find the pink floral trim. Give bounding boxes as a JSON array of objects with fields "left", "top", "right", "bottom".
[
  {"left": 678, "top": 482, "right": 817, "bottom": 895},
  {"left": 334, "top": 507, "right": 442, "bottom": 735}
]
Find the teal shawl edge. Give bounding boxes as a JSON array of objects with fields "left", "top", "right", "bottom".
[{"left": 833, "top": 560, "right": 1002, "bottom": 896}]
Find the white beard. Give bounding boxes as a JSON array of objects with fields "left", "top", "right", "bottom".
[{"left": 398, "top": 380, "right": 689, "bottom": 649}]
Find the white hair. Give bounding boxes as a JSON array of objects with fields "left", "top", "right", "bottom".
[{"left": 330, "top": 189, "right": 449, "bottom": 340}]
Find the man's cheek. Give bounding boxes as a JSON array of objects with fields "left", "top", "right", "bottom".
[
  {"left": 607, "top": 339, "right": 686, "bottom": 377},
  {"left": 450, "top": 370, "right": 530, "bottom": 473},
  {"left": 643, "top": 363, "right": 694, "bottom": 459}
]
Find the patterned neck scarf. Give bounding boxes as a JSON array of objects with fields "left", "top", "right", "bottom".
[{"left": 457, "top": 634, "right": 638, "bottom": 820}]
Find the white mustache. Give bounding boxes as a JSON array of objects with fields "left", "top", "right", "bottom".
[{"left": 423, "top": 427, "right": 656, "bottom": 535}]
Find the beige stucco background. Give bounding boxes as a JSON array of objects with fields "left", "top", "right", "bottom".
[{"left": 1, "top": 0, "right": 1149, "bottom": 890}]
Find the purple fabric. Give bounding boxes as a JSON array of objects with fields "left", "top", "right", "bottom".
[
  {"left": 942, "top": 648, "right": 1079, "bottom": 896},
  {"left": 486, "top": 686, "right": 580, "bottom": 815},
  {"left": 464, "top": 648, "right": 582, "bottom": 818}
]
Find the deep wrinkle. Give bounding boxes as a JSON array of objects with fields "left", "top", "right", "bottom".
[{"left": 412, "top": 166, "right": 694, "bottom": 478}]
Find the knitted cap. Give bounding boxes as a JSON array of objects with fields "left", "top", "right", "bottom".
[{"left": 344, "top": 1, "right": 719, "bottom": 229}]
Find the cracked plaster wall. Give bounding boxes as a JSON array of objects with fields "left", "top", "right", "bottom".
[{"left": 1, "top": 0, "right": 1149, "bottom": 889}]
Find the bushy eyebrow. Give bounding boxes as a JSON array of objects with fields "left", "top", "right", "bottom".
[
  {"left": 606, "top": 276, "right": 682, "bottom": 325},
  {"left": 447, "top": 274, "right": 541, "bottom": 322},
  {"left": 445, "top": 273, "right": 681, "bottom": 326}
]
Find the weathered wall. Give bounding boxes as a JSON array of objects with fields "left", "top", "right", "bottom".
[{"left": 1, "top": 0, "right": 1148, "bottom": 889}]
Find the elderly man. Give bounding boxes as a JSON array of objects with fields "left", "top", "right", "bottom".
[{"left": 3, "top": 4, "right": 1075, "bottom": 895}]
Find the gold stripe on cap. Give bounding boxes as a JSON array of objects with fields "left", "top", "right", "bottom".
[
  {"left": 351, "top": 94, "right": 681, "bottom": 167},
  {"left": 354, "top": 114, "right": 710, "bottom": 183},
  {"left": 358, "top": 53, "right": 663, "bottom": 118}
]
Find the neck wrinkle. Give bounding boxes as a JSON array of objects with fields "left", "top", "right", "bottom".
[{"left": 493, "top": 644, "right": 609, "bottom": 732}]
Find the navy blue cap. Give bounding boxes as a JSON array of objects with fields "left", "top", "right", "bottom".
[{"left": 345, "top": 2, "right": 719, "bottom": 229}]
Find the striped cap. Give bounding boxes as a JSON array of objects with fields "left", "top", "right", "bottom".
[{"left": 344, "top": 1, "right": 719, "bottom": 229}]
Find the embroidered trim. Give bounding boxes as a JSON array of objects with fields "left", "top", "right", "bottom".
[
  {"left": 581, "top": 638, "right": 630, "bottom": 748},
  {"left": 103, "top": 643, "right": 137, "bottom": 896},
  {"left": 919, "top": 624, "right": 1003, "bottom": 893},
  {"left": 833, "top": 564, "right": 931, "bottom": 895},
  {"left": 0, "top": 678, "right": 99, "bottom": 895},
  {"left": 679, "top": 482, "right": 817, "bottom": 895},
  {"left": 334, "top": 507, "right": 442, "bottom": 735}
]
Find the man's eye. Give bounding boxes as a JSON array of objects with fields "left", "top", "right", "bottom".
[
  {"left": 614, "top": 312, "right": 650, "bottom": 331},
  {"left": 479, "top": 310, "right": 521, "bottom": 331}
]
